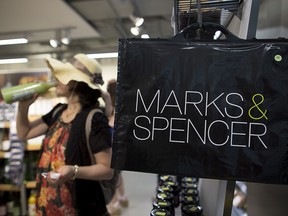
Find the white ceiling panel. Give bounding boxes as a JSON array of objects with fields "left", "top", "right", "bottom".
[{"left": 0, "top": 0, "right": 100, "bottom": 41}]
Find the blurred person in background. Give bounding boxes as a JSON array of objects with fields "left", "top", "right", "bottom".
[{"left": 106, "top": 79, "right": 129, "bottom": 215}]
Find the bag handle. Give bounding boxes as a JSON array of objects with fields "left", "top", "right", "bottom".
[
  {"left": 172, "top": 22, "right": 242, "bottom": 41},
  {"left": 85, "top": 108, "right": 103, "bottom": 164}
]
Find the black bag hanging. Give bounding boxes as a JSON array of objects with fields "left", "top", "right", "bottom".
[{"left": 112, "top": 22, "right": 288, "bottom": 185}]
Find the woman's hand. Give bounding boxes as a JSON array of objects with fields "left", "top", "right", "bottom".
[
  {"left": 46, "top": 165, "right": 75, "bottom": 185},
  {"left": 18, "top": 94, "right": 38, "bottom": 109}
]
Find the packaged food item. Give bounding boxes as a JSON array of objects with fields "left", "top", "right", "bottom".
[
  {"left": 157, "top": 185, "right": 174, "bottom": 194},
  {"left": 182, "top": 204, "right": 203, "bottom": 216},
  {"left": 180, "top": 195, "right": 200, "bottom": 211},
  {"left": 153, "top": 199, "right": 173, "bottom": 215},
  {"left": 28, "top": 191, "right": 36, "bottom": 216},
  {"left": 163, "top": 180, "right": 180, "bottom": 207},
  {"left": 158, "top": 175, "right": 174, "bottom": 186},
  {"left": 181, "top": 182, "right": 198, "bottom": 190},
  {"left": 150, "top": 208, "right": 171, "bottom": 216},
  {"left": 181, "top": 188, "right": 198, "bottom": 197},
  {"left": 181, "top": 177, "right": 197, "bottom": 184}
]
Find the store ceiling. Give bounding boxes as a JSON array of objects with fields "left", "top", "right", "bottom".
[
  {"left": 0, "top": 0, "right": 287, "bottom": 61},
  {"left": 0, "top": 0, "right": 175, "bottom": 60}
]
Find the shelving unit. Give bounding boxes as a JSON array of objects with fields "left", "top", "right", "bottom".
[
  {"left": 0, "top": 89, "right": 45, "bottom": 215},
  {"left": 0, "top": 132, "right": 39, "bottom": 215}
]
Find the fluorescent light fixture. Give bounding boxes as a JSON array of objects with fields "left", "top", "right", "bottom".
[
  {"left": 0, "top": 58, "right": 28, "bottom": 64},
  {"left": 87, "top": 52, "right": 118, "bottom": 59},
  {"left": 0, "top": 38, "right": 28, "bottom": 46}
]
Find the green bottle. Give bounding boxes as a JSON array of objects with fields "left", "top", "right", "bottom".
[{"left": 1, "top": 81, "right": 56, "bottom": 104}]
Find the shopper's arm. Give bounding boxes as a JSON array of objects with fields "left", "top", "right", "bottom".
[
  {"left": 16, "top": 95, "right": 48, "bottom": 140},
  {"left": 52, "top": 148, "right": 114, "bottom": 183},
  {"left": 75, "top": 148, "right": 113, "bottom": 180},
  {"left": 101, "top": 90, "right": 113, "bottom": 117}
]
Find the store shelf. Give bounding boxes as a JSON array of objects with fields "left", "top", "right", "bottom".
[
  {"left": 0, "top": 181, "right": 36, "bottom": 192},
  {"left": 0, "top": 184, "right": 20, "bottom": 192},
  {"left": 0, "top": 151, "right": 10, "bottom": 159},
  {"left": 25, "top": 144, "right": 41, "bottom": 151},
  {"left": 0, "top": 121, "right": 10, "bottom": 128},
  {"left": 25, "top": 181, "right": 36, "bottom": 189}
]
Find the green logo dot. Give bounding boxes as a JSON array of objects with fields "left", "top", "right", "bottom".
[{"left": 274, "top": 54, "right": 282, "bottom": 62}]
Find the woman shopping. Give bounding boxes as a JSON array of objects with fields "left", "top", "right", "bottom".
[{"left": 16, "top": 53, "right": 114, "bottom": 216}]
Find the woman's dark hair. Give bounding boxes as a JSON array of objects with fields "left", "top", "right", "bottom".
[{"left": 69, "top": 81, "right": 101, "bottom": 109}]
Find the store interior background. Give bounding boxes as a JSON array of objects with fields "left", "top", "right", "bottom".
[{"left": 0, "top": 0, "right": 288, "bottom": 215}]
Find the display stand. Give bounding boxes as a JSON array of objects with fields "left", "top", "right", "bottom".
[
  {"left": 197, "top": 179, "right": 232, "bottom": 216},
  {"left": 173, "top": 0, "right": 260, "bottom": 215}
]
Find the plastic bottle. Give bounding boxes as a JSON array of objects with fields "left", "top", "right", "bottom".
[
  {"left": 28, "top": 191, "right": 36, "bottom": 216},
  {"left": 1, "top": 81, "right": 56, "bottom": 104}
]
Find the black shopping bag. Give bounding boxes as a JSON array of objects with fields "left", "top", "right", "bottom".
[{"left": 112, "top": 22, "right": 288, "bottom": 184}]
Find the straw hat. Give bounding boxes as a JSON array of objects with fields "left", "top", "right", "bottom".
[{"left": 46, "top": 53, "right": 104, "bottom": 90}]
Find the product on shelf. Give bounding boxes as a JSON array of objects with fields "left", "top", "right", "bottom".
[
  {"left": 0, "top": 128, "right": 9, "bottom": 151},
  {"left": 158, "top": 175, "right": 174, "bottom": 186},
  {"left": 163, "top": 180, "right": 180, "bottom": 207},
  {"left": 157, "top": 185, "right": 174, "bottom": 195},
  {"left": 0, "top": 103, "right": 16, "bottom": 121},
  {"left": 181, "top": 177, "right": 198, "bottom": 184},
  {"left": 181, "top": 204, "right": 203, "bottom": 216},
  {"left": 152, "top": 175, "right": 204, "bottom": 215},
  {"left": 28, "top": 190, "right": 36, "bottom": 216},
  {"left": 181, "top": 188, "right": 198, "bottom": 197},
  {"left": 180, "top": 195, "right": 200, "bottom": 211},
  {"left": 150, "top": 208, "right": 172, "bottom": 216},
  {"left": 156, "top": 192, "right": 175, "bottom": 214},
  {"left": 153, "top": 199, "right": 174, "bottom": 216},
  {"left": 181, "top": 182, "right": 198, "bottom": 190},
  {"left": 0, "top": 191, "right": 20, "bottom": 216}
]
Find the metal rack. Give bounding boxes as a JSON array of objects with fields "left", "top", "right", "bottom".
[{"left": 174, "top": 0, "right": 243, "bottom": 34}]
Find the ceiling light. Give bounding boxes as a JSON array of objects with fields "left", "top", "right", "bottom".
[
  {"left": 87, "top": 52, "right": 118, "bottom": 59},
  {"left": 130, "top": 26, "right": 140, "bottom": 36},
  {"left": 0, "top": 38, "right": 28, "bottom": 46},
  {"left": 61, "top": 37, "right": 70, "bottom": 45},
  {"left": 141, "top": 34, "right": 150, "bottom": 39},
  {"left": 49, "top": 39, "right": 59, "bottom": 48},
  {"left": 129, "top": 14, "right": 144, "bottom": 27},
  {"left": 0, "top": 58, "right": 28, "bottom": 64},
  {"left": 61, "top": 30, "right": 71, "bottom": 45},
  {"left": 50, "top": 29, "right": 71, "bottom": 47},
  {"left": 49, "top": 30, "right": 61, "bottom": 48},
  {"left": 135, "top": 17, "right": 144, "bottom": 27}
]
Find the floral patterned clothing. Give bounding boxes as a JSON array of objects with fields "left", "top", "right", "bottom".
[
  {"left": 35, "top": 117, "right": 76, "bottom": 216},
  {"left": 34, "top": 103, "right": 111, "bottom": 216}
]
